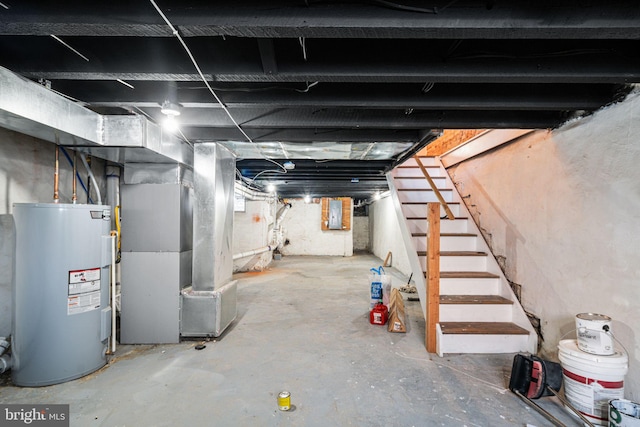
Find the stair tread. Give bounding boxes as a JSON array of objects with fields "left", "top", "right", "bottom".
[
  {"left": 412, "top": 232, "right": 476, "bottom": 237},
  {"left": 407, "top": 216, "right": 468, "bottom": 220},
  {"left": 440, "top": 295, "right": 513, "bottom": 305},
  {"left": 440, "top": 322, "right": 529, "bottom": 335},
  {"left": 440, "top": 272, "right": 500, "bottom": 279},
  {"left": 417, "top": 251, "right": 487, "bottom": 256}
]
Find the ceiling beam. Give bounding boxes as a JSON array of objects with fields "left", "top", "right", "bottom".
[
  {"left": 2, "top": 3, "right": 640, "bottom": 39},
  {"left": 18, "top": 59, "right": 640, "bottom": 84},
  {"left": 169, "top": 107, "right": 568, "bottom": 129}
]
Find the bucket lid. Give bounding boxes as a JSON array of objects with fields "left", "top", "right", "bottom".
[
  {"left": 558, "top": 339, "right": 628, "bottom": 365},
  {"left": 576, "top": 312, "right": 611, "bottom": 322}
]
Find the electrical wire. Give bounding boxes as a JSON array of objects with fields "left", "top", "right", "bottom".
[{"left": 149, "top": 0, "right": 254, "bottom": 144}]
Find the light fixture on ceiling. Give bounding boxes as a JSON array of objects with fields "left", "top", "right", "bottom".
[
  {"left": 373, "top": 192, "right": 381, "bottom": 201},
  {"left": 283, "top": 161, "right": 295, "bottom": 170},
  {"left": 162, "top": 115, "right": 179, "bottom": 133},
  {"left": 160, "top": 100, "right": 181, "bottom": 116},
  {"left": 304, "top": 195, "right": 311, "bottom": 203},
  {"left": 266, "top": 183, "right": 276, "bottom": 193}
]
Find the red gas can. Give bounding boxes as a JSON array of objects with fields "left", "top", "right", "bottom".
[{"left": 369, "top": 303, "right": 388, "bottom": 325}]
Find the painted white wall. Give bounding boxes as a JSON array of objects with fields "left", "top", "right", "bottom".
[
  {"left": 232, "top": 199, "right": 275, "bottom": 272},
  {"left": 448, "top": 91, "right": 640, "bottom": 399},
  {"left": 353, "top": 216, "right": 370, "bottom": 251},
  {"left": 369, "top": 196, "right": 411, "bottom": 276},
  {"left": 0, "top": 127, "right": 107, "bottom": 337},
  {"left": 280, "top": 199, "right": 353, "bottom": 256}
]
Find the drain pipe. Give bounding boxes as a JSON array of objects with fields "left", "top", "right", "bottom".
[
  {"left": 233, "top": 245, "right": 275, "bottom": 260},
  {"left": 232, "top": 203, "right": 292, "bottom": 260}
]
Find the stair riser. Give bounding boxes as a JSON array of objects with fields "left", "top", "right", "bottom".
[
  {"left": 395, "top": 167, "right": 445, "bottom": 178},
  {"left": 436, "top": 256, "right": 487, "bottom": 271},
  {"left": 412, "top": 236, "right": 477, "bottom": 252},
  {"left": 397, "top": 191, "right": 454, "bottom": 203},
  {"left": 440, "top": 278, "right": 500, "bottom": 295},
  {"left": 402, "top": 203, "right": 461, "bottom": 218},
  {"left": 420, "top": 256, "right": 487, "bottom": 272},
  {"left": 439, "top": 305, "right": 513, "bottom": 322},
  {"left": 407, "top": 219, "right": 468, "bottom": 234},
  {"left": 394, "top": 177, "right": 448, "bottom": 190},
  {"left": 438, "top": 334, "right": 531, "bottom": 355}
]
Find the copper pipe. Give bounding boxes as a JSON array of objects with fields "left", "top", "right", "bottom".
[
  {"left": 72, "top": 150, "right": 77, "bottom": 204},
  {"left": 53, "top": 145, "right": 60, "bottom": 203}
]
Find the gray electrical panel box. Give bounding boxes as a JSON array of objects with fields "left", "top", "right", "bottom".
[{"left": 328, "top": 200, "right": 343, "bottom": 229}]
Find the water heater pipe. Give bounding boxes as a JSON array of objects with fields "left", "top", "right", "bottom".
[
  {"left": 53, "top": 145, "right": 60, "bottom": 203},
  {"left": 72, "top": 150, "right": 77, "bottom": 204},
  {"left": 110, "top": 232, "right": 117, "bottom": 354},
  {"left": 80, "top": 153, "right": 102, "bottom": 205}
]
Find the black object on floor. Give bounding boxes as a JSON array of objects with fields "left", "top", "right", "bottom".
[{"left": 509, "top": 354, "right": 594, "bottom": 427}]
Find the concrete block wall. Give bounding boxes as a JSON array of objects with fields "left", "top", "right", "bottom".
[
  {"left": 280, "top": 199, "right": 353, "bottom": 256},
  {"left": 233, "top": 199, "right": 275, "bottom": 272},
  {"left": 0, "top": 127, "right": 107, "bottom": 337}
]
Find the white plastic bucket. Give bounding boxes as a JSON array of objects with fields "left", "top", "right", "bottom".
[
  {"left": 609, "top": 399, "right": 640, "bottom": 427},
  {"left": 576, "top": 313, "right": 614, "bottom": 355},
  {"left": 558, "top": 339, "right": 628, "bottom": 426}
]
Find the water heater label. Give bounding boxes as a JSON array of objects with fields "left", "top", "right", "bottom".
[
  {"left": 69, "top": 268, "right": 100, "bottom": 284},
  {"left": 68, "top": 268, "right": 101, "bottom": 315}
]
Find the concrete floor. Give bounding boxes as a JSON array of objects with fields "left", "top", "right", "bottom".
[{"left": 0, "top": 254, "right": 583, "bottom": 426}]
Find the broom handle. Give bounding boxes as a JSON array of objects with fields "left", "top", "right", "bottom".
[
  {"left": 514, "top": 390, "right": 566, "bottom": 427},
  {"left": 546, "top": 387, "right": 595, "bottom": 427}
]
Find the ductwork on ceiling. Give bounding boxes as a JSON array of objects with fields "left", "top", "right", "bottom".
[{"left": 0, "top": 66, "right": 193, "bottom": 166}]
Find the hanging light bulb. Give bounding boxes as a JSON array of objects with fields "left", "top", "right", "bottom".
[
  {"left": 304, "top": 195, "right": 311, "bottom": 203},
  {"left": 160, "top": 100, "right": 181, "bottom": 116},
  {"left": 267, "top": 183, "right": 276, "bottom": 193}
]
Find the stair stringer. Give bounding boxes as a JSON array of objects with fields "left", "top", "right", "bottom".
[
  {"left": 434, "top": 156, "right": 538, "bottom": 354},
  {"left": 386, "top": 172, "right": 428, "bottom": 320}
]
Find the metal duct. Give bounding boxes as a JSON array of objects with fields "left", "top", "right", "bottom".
[
  {"left": 0, "top": 66, "right": 192, "bottom": 165},
  {"left": 192, "top": 143, "right": 236, "bottom": 291}
]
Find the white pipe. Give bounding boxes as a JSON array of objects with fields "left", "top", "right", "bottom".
[
  {"left": 233, "top": 245, "right": 273, "bottom": 261},
  {"left": 80, "top": 153, "right": 102, "bottom": 205},
  {"left": 0, "top": 354, "right": 10, "bottom": 374},
  {"left": 0, "top": 337, "right": 8, "bottom": 357},
  {"left": 235, "top": 181, "right": 275, "bottom": 201},
  {"left": 110, "top": 234, "right": 116, "bottom": 354}
]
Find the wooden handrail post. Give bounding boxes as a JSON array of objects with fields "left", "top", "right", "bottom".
[
  {"left": 413, "top": 156, "right": 455, "bottom": 220},
  {"left": 426, "top": 202, "right": 440, "bottom": 353}
]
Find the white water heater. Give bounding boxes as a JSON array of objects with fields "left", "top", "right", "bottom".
[{"left": 12, "top": 203, "right": 112, "bottom": 386}]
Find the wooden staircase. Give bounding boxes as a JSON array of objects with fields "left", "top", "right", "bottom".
[{"left": 388, "top": 156, "right": 536, "bottom": 356}]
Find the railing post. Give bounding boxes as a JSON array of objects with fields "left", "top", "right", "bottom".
[{"left": 426, "top": 202, "right": 440, "bottom": 353}]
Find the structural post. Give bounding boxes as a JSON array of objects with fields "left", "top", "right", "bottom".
[{"left": 426, "top": 202, "right": 440, "bottom": 353}]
